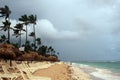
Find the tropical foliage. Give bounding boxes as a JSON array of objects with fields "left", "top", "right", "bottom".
[{"left": 0, "top": 5, "right": 59, "bottom": 66}]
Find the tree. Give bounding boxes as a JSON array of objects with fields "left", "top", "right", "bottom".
[
  {"left": 0, "top": 5, "right": 11, "bottom": 43},
  {"left": 29, "top": 15, "right": 37, "bottom": 51},
  {"left": 29, "top": 32, "right": 35, "bottom": 50},
  {"left": 37, "top": 45, "right": 47, "bottom": 55},
  {"left": 13, "top": 23, "right": 25, "bottom": 47},
  {"left": 0, "top": 35, "right": 7, "bottom": 43},
  {"left": 19, "top": 15, "right": 29, "bottom": 51},
  {"left": 0, "top": 5, "right": 11, "bottom": 20},
  {"left": 48, "top": 46, "right": 55, "bottom": 55},
  {"left": 36, "top": 38, "right": 41, "bottom": 47},
  {"left": 0, "top": 20, "right": 11, "bottom": 43}
]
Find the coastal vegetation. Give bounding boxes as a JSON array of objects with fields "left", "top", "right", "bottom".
[{"left": 0, "top": 5, "right": 59, "bottom": 66}]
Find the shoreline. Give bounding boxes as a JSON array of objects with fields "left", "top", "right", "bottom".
[
  {"left": 71, "top": 62, "right": 120, "bottom": 80},
  {"left": 67, "top": 62, "right": 103, "bottom": 80}
]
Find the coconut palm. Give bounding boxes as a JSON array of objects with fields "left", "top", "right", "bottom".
[
  {"left": 36, "top": 38, "right": 41, "bottom": 47},
  {"left": 29, "top": 15, "right": 37, "bottom": 51},
  {"left": 48, "top": 46, "right": 56, "bottom": 55},
  {"left": 0, "top": 20, "right": 11, "bottom": 43},
  {"left": 0, "top": 5, "right": 11, "bottom": 20},
  {"left": 0, "top": 35, "right": 7, "bottom": 43},
  {"left": 19, "top": 14, "right": 29, "bottom": 51},
  {"left": 37, "top": 45, "right": 47, "bottom": 55},
  {"left": 29, "top": 32, "right": 35, "bottom": 49},
  {"left": 13, "top": 23, "right": 25, "bottom": 47}
]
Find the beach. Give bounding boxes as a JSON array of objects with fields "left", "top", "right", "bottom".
[
  {"left": 1, "top": 61, "right": 120, "bottom": 80},
  {"left": 0, "top": 61, "right": 93, "bottom": 80},
  {"left": 33, "top": 62, "right": 92, "bottom": 80}
]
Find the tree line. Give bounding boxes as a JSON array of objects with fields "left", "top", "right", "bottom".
[{"left": 0, "top": 5, "right": 59, "bottom": 58}]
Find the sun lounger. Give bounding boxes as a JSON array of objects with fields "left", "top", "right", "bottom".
[
  {"left": 0, "top": 65, "right": 20, "bottom": 80},
  {"left": 16, "top": 61, "right": 51, "bottom": 80}
]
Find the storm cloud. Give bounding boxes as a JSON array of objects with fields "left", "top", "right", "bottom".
[{"left": 1, "top": 0, "right": 120, "bottom": 61}]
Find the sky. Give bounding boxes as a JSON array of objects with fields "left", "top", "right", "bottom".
[{"left": 1, "top": 0, "right": 120, "bottom": 61}]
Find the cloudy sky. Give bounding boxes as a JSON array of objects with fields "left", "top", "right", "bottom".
[{"left": 1, "top": 0, "right": 120, "bottom": 61}]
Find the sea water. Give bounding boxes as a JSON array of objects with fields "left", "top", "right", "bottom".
[{"left": 72, "top": 61, "right": 120, "bottom": 80}]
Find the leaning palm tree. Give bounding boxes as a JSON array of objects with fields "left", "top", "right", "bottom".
[
  {"left": 29, "top": 15, "right": 37, "bottom": 51},
  {"left": 19, "top": 14, "right": 29, "bottom": 51},
  {"left": 13, "top": 23, "right": 25, "bottom": 47},
  {"left": 29, "top": 32, "right": 35, "bottom": 49},
  {"left": 0, "top": 20, "right": 11, "bottom": 43},
  {"left": 0, "top": 5, "right": 11, "bottom": 20}
]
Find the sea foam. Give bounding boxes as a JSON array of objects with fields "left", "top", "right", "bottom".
[
  {"left": 72, "top": 62, "right": 120, "bottom": 80},
  {"left": 91, "top": 68, "right": 120, "bottom": 80}
]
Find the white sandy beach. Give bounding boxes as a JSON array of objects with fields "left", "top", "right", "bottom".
[
  {"left": 0, "top": 61, "right": 94, "bottom": 80},
  {"left": 3, "top": 61, "right": 120, "bottom": 80}
]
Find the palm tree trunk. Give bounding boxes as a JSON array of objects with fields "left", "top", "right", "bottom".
[
  {"left": 25, "top": 25, "right": 28, "bottom": 51},
  {"left": 7, "top": 18, "right": 10, "bottom": 44},
  {"left": 8, "top": 27, "right": 10, "bottom": 44},
  {"left": 10, "top": 60, "right": 12, "bottom": 66},
  {"left": 19, "top": 31, "right": 21, "bottom": 47},
  {"left": 33, "top": 24, "right": 36, "bottom": 51},
  {"left": 26, "top": 25, "right": 28, "bottom": 43}
]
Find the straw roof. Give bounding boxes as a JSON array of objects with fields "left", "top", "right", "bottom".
[
  {"left": 17, "top": 51, "right": 39, "bottom": 61},
  {"left": 0, "top": 44, "right": 16, "bottom": 60}
]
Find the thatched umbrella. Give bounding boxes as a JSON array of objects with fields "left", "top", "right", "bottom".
[
  {"left": 21, "top": 51, "right": 39, "bottom": 61},
  {"left": 0, "top": 44, "right": 16, "bottom": 66}
]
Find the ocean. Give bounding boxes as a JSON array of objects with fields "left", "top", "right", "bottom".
[{"left": 71, "top": 61, "right": 120, "bottom": 80}]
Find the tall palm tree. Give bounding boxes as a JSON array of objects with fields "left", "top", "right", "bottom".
[
  {"left": 36, "top": 38, "right": 41, "bottom": 47},
  {"left": 0, "top": 5, "right": 11, "bottom": 43},
  {"left": 19, "top": 14, "right": 29, "bottom": 51},
  {"left": 0, "top": 20, "right": 11, "bottom": 43},
  {"left": 35, "top": 37, "right": 41, "bottom": 51},
  {"left": 0, "top": 5, "right": 11, "bottom": 20},
  {"left": 29, "top": 15, "right": 37, "bottom": 51},
  {"left": 29, "top": 32, "right": 35, "bottom": 50},
  {"left": 13, "top": 23, "right": 25, "bottom": 47}
]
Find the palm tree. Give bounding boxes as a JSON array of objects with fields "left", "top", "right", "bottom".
[
  {"left": 29, "top": 15, "right": 37, "bottom": 51},
  {"left": 48, "top": 46, "right": 56, "bottom": 55},
  {"left": 13, "top": 23, "right": 25, "bottom": 47},
  {"left": 0, "top": 5, "right": 11, "bottom": 20},
  {"left": 37, "top": 45, "right": 47, "bottom": 55},
  {"left": 36, "top": 38, "right": 41, "bottom": 47},
  {"left": 0, "top": 20, "right": 11, "bottom": 43},
  {"left": 29, "top": 32, "right": 35, "bottom": 49},
  {"left": 51, "top": 48, "right": 56, "bottom": 55},
  {"left": 19, "top": 14, "right": 29, "bottom": 51},
  {"left": 0, "top": 35, "right": 7, "bottom": 43},
  {"left": 35, "top": 37, "right": 41, "bottom": 51}
]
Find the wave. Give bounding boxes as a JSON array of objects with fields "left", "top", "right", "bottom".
[
  {"left": 91, "top": 68, "right": 120, "bottom": 80},
  {"left": 71, "top": 62, "right": 120, "bottom": 80}
]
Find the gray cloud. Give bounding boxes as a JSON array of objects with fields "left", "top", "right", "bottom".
[
  {"left": 1, "top": 0, "right": 120, "bottom": 61},
  {"left": 35, "top": 19, "right": 79, "bottom": 40}
]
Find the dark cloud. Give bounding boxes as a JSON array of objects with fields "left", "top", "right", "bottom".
[{"left": 1, "top": 0, "right": 120, "bottom": 61}]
